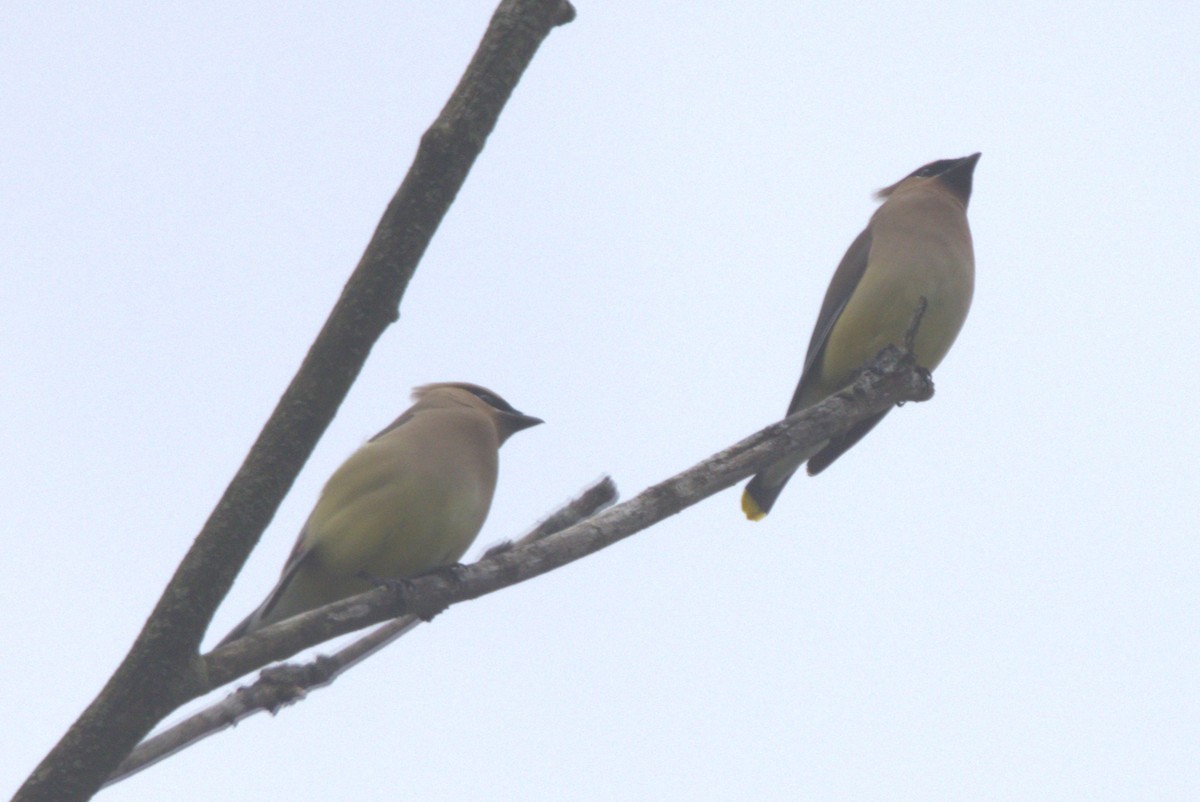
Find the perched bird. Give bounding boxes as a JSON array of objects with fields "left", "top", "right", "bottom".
[
  {"left": 218, "top": 382, "right": 542, "bottom": 645},
  {"left": 742, "top": 153, "right": 980, "bottom": 520}
]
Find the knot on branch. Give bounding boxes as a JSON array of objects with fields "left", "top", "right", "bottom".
[
  {"left": 856, "top": 344, "right": 934, "bottom": 406},
  {"left": 552, "top": 1, "right": 577, "bottom": 25},
  {"left": 418, "top": 122, "right": 469, "bottom": 165},
  {"left": 250, "top": 664, "right": 316, "bottom": 714}
]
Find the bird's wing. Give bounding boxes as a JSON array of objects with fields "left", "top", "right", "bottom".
[
  {"left": 216, "top": 525, "right": 320, "bottom": 648},
  {"left": 367, "top": 407, "right": 418, "bottom": 442},
  {"left": 805, "top": 408, "right": 890, "bottom": 475},
  {"left": 264, "top": 409, "right": 424, "bottom": 610},
  {"left": 786, "top": 226, "right": 874, "bottom": 415}
]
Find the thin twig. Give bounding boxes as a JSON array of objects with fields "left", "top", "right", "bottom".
[{"left": 904, "top": 296, "right": 928, "bottom": 352}]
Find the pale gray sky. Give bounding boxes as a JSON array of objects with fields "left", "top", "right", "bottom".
[{"left": 4, "top": 2, "right": 1199, "bottom": 800}]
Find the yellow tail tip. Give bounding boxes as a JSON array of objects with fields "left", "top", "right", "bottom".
[{"left": 741, "top": 490, "right": 767, "bottom": 521}]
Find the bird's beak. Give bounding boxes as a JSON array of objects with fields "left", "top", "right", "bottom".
[
  {"left": 949, "top": 152, "right": 982, "bottom": 173},
  {"left": 939, "top": 152, "right": 981, "bottom": 203},
  {"left": 505, "top": 411, "right": 544, "bottom": 433}
]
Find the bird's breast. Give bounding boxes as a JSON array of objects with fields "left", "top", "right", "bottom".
[
  {"left": 819, "top": 203, "right": 973, "bottom": 391},
  {"left": 305, "top": 427, "right": 499, "bottom": 580}
]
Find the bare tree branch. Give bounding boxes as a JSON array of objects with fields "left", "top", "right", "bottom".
[
  {"left": 14, "top": 3, "right": 575, "bottom": 800},
  {"left": 102, "top": 345, "right": 930, "bottom": 787},
  {"left": 189, "top": 344, "right": 935, "bottom": 689},
  {"left": 102, "top": 478, "right": 617, "bottom": 788},
  {"left": 105, "top": 344, "right": 928, "bottom": 790}
]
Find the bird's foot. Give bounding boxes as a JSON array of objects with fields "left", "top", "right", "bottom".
[
  {"left": 417, "top": 562, "right": 469, "bottom": 586},
  {"left": 353, "top": 569, "right": 454, "bottom": 623}
]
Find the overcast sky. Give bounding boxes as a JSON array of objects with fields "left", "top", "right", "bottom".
[{"left": 4, "top": 2, "right": 1199, "bottom": 800}]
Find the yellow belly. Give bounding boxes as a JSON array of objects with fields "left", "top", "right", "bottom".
[{"left": 808, "top": 216, "right": 973, "bottom": 404}]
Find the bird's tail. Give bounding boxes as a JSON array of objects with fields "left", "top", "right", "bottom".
[
  {"left": 741, "top": 473, "right": 792, "bottom": 521},
  {"left": 215, "top": 607, "right": 263, "bottom": 649},
  {"left": 741, "top": 441, "right": 826, "bottom": 520}
]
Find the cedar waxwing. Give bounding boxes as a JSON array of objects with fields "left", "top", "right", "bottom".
[
  {"left": 218, "top": 382, "right": 542, "bottom": 645},
  {"left": 742, "top": 153, "right": 980, "bottom": 520}
]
